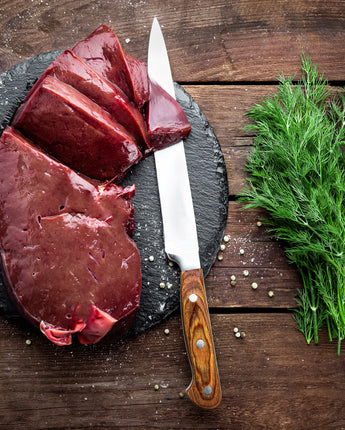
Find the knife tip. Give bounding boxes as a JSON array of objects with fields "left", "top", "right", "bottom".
[{"left": 152, "top": 16, "right": 160, "bottom": 28}]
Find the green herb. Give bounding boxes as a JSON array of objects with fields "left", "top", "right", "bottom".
[{"left": 238, "top": 56, "right": 345, "bottom": 355}]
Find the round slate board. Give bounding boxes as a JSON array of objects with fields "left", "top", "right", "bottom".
[{"left": 0, "top": 51, "right": 229, "bottom": 336}]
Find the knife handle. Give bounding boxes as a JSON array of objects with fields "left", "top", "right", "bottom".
[{"left": 180, "top": 268, "right": 222, "bottom": 409}]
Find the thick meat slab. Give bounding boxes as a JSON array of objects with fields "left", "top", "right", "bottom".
[
  {"left": 0, "top": 127, "right": 142, "bottom": 345},
  {"left": 73, "top": 25, "right": 150, "bottom": 109},
  {"left": 12, "top": 75, "right": 142, "bottom": 181},
  {"left": 72, "top": 25, "right": 192, "bottom": 154},
  {"left": 145, "top": 81, "right": 192, "bottom": 154},
  {"left": 23, "top": 49, "right": 148, "bottom": 151}
]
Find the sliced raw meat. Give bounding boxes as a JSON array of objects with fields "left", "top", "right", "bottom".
[
  {"left": 23, "top": 49, "right": 148, "bottom": 151},
  {"left": 73, "top": 25, "right": 150, "bottom": 109},
  {"left": 0, "top": 126, "right": 141, "bottom": 346},
  {"left": 145, "top": 81, "right": 192, "bottom": 155},
  {"left": 12, "top": 75, "right": 142, "bottom": 181},
  {"left": 73, "top": 25, "right": 192, "bottom": 154}
]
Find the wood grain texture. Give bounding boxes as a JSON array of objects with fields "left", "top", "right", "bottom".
[
  {"left": 180, "top": 269, "right": 221, "bottom": 408},
  {"left": 1, "top": 0, "right": 345, "bottom": 428},
  {"left": 206, "top": 202, "right": 301, "bottom": 310},
  {"left": 0, "top": 0, "right": 345, "bottom": 82},
  {"left": 184, "top": 84, "right": 272, "bottom": 195},
  {"left": 1, "top": 313, "right": 345, "bottom": 429}
]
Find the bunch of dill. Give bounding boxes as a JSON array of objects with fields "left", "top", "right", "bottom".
[{"left": 238, "top": 56, "right": 345, "bottom": 355}]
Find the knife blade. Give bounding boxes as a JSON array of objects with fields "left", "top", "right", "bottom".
[{"left": 148, "top": 17, "right": 222, "bottom": 409}]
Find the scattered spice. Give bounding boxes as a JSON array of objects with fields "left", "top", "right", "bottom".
[
  {"left": 179, "top": 391, "right": 185, "bottom": 399},
  {"left": 233, "top": 327, "right": 239, "bottom": 333},
  {"left": 239, "top": 248, "right": 245, "bottom": 255},
  {"left": 240, "top": 331, "right": 246, "bottom": 338},
  {"left": 159, "top": 282, "right": 165, "bottom": 289},
  {"left": 243, "top": 270, "right": 249, "bottom": 277},
  {"left": 220, "top": 243, "right": 226, "bottom": 251},
  {"left": 223, "top": 234, "right": 230, "bottom": 243},
  {"left": 167, "top": 282, "right": 173, "bottom": 289},
  {"left": 235, "top": 332, "right": 241, "bottom": 338},
  {"left": 168, "top": 261, "right": 174, "bottom": 267},
  {"left": 25, "top": 339, "right": 31, "bottom": 345},
  {"left": 217, "top": 254, "right": 223, "bottom": 261},
  {"left": 268, "top": 290, "right": 274, "bottom": 298},
  {"left": 148, "top": 255, "right": 154, "bottom": 262},
  {"left": 230, "top": 275, "right": 236, "bottom": 281},
  {"left": 154, "top": 384, "right": 159, "bottom": 391},
  {"left": 256, "top": 221, "right": 262, "bottom": 227},
  {"left": 164, "top": 328, "right": 170, "bottom": 335},
  {"left": 251, "top": 282, "right": 258, "bottom": 290},
  {"left": 230, "top": 280, "right": 236, "bottom": 286}
]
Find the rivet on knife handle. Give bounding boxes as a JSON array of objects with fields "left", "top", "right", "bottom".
[{"left": 180, "top": 268, "right": 222, "bottom": 409}]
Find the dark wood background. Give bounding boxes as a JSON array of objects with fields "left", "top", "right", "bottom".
[{"left": 1, "top": 1, "right": 345, "bottom": 428}]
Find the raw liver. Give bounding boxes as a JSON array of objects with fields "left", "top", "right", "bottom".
[
  {"left": 0, "top": 126, "right": 142, "bottom": 345},
  {"left": 0, "top": 52, "right": 229, "bottom": 338},
  {"left": 145, "top": 81, "right": 192, "bottom": 154},
  {"left": 73, "top": 25, "right": 192, "bottom": 153},
  {"left": 22, "top": 49, "right": 148, "bottom": 151},
  {"left": 12, "top": 75, "right": 142, "bottom": 181},
  {"left": 72, "top": 25, "right": 150, "bottom": 109}
]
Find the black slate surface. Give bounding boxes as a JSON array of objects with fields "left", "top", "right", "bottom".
[{"left": 0, "top": 51, "right": 229, "bottom": 336}]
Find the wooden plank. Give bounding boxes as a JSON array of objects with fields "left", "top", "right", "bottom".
[
  {"left": 1, "top": 1, "right": 345, "bottom": 82},
  {"left": 184, "top": 84, "right": 274, "bottom": 195},
  {"left": 1, "top": 313, "right": 344, "bottom": 429},
  {"left": 206, "top": 202, "right": 301, "bottom": 309},
  {"left": 184, "top": 84, "right": 274, "bottom": 142}
]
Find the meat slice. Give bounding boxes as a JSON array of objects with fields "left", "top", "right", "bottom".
[
  {"left": 23, "top": 49, "right": 148, "bottom": 151},
  {"left": 73, "top": 25, "right": 192, "bottom": 154},
  {"left": 12, "top": 75, "right": 142, "bottom": 181},
  {"left": 0, "top": 126, "right": 142, "bottom": 345},
  {"left": 145, "top": 81, "right": 192, "bottom": 155},
  {"left": 73, "top": 25, "right": 150, "bottom": 109}
]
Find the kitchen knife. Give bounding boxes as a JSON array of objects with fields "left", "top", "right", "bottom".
[{"left": 148, "top": 17, "right": 222, "bottom": 409}]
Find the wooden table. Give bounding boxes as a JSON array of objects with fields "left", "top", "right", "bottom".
[{"left": 1, "top": 1, "right": 345, "bottom": 428}]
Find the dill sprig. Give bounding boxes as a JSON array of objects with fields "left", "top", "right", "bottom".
[{"left": 238, "top": 56, "right": 345, "bottom": 355}]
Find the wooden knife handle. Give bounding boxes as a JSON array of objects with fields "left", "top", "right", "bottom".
[{"left": 180, "top": 268, "right": 222, "bottom": 409}]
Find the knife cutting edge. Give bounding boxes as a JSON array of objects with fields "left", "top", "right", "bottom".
[{"left": 148, "top": 17, "right": 222, "bottom": 409}]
